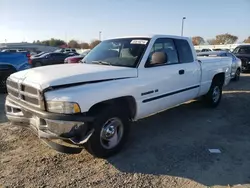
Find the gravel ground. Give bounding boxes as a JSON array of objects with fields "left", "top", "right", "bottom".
[{"left": 1, "top": 74, "right": 250, "bottom": 188}]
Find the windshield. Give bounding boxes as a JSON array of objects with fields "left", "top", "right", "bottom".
[
  {"left": 81, "top": 50, "right": 90, "bottom": 56},
  {"left": 82, "top": 38, "right": 150, "bottom": 67},
  {"left": 39, "top": 52, "right": 50, "bottom": 57},
  {"left": 54, "top": 49, "right": 63, "bottom": 52},
  {"left": 233, "top": 46, "right": 250, "bottom": 54}
]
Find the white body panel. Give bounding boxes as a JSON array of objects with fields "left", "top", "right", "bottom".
[
  {"left": 197, "top": 57, "right": 231, "bottom": 96},
  {"left": 11, "top": 63, "right": 137, "bottom": 90},
  {"left": 8, "top": 35, "right": 232, "bottom": 121}
]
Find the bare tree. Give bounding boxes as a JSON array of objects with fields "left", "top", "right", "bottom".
[
  {"left": 80, "top": 42, "right": 90, "bottom": 49},
  {"left": 243, "top": 36, "right": 250, "bottom": 43},
  {"left": 89, "top": 40, "right": 101, "bottom": 49},
  {"left": 215, "top": 33, "right": 238, "bottom": 44},
  {"left": 68, "top": 40, "right": 80, "bottom": 48},
  {"left": 192, "top": 36, "right": 205, "bottom": 45},
  {"left": 207, "top": 39, "right": 217, "bottom": 45}
]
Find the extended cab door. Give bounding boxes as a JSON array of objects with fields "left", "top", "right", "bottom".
[{"left": 136, "top": 38, "right": 201, "bottom": 119}]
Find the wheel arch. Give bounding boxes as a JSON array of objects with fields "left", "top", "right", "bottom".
[
  {"left": 87, "top": 96, "right": 137, "bottom": 120},
  {"left": 212, "top": 72, "right": 225, "bottom": 86}
]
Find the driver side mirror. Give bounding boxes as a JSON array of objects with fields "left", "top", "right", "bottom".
[{"left": 149, "top": 51, "right": 168, "bottom": 66}]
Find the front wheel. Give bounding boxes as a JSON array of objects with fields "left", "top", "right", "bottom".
[
  {"left": 204, "top": 81, "right": 222, "bottom": 108},
  {"left": 85, "top": 107, "right": 130, "bottom": 158},
  {"left": 33, "top": 62, "right": 42, "bottom": 67}
]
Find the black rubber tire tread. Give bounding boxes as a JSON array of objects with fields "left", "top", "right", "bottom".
[
  {"left": 33, "top": 62, "right": 42, "bottom": 67},
  {"left": 85, "top": 106, "right": 130, "bottom": 158},
  {"left": 204, "top": 80, "right": 222, "bottom": 108}
]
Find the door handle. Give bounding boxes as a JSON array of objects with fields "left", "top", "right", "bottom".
[{"left": 179, "top": 70, "right": 185, "bottom": 75}]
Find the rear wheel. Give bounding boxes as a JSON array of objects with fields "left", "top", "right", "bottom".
[
  {"left": 204, "top": 80, "right": 222, "bottom": 108},
  {"left": 85, "top": 106, "right": 130, "bottom": 158},
  {"left": 33, "top": 62, "right": 42, "bottom": 67},
  {"left": 233, "top": 68, "right": 240, "bottom": 81}
]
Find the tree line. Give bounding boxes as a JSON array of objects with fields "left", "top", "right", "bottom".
[
  {"left": 33, "top": 34, "right": 250, "bottom": 48},
  {"left": 192, "top": 33, "right": 250, "bottom": 46},
  {"left": 33, "top": 39, "right": 101, "bottom": 49}
]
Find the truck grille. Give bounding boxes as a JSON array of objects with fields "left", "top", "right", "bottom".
[{"left": 6, "top": 79, "right": 44, "bottom": 109}]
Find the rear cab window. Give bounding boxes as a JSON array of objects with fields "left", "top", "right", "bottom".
[{"left": 174, "top": 39, "right": 194, "bottom": 63}]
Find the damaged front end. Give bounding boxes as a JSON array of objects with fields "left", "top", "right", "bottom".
[{"left": 5, "top": 95, "right": 94, "bottom": 154}]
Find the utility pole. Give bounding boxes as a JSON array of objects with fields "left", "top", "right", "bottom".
[
  {"left": 99, "top": 31, "right": 101, "bottom": 40},
  {"left": 181, "top": 17, "right": 186, "bottom": 36}
]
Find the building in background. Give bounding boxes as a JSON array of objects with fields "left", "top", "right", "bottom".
[{"left": 0, "top": 42, "right": 59, "bottom": 53}]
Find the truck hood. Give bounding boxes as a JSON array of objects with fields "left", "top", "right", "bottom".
[{"left": 10, "top": 64, "right": 138, "bottom": 90}]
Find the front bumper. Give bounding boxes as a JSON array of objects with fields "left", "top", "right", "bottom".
[
  {"left": 242, "top": 64, "right": 250, "bottom": 71},
  {"left": 5, "top": 95, "right": 94, "bottom": 154}
]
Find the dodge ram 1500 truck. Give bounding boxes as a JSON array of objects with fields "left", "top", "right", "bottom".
[{"left": 5, "top": 35, "right": 232, "bottom": 158}]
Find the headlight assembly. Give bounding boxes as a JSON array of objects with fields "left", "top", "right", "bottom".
[{"left": 46, "top": 101, "right": 81, "bottom": 114}]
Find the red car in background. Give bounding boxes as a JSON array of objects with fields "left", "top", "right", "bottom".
[{"left": 64, "top": 49, "right": 90, "bottom": 64}]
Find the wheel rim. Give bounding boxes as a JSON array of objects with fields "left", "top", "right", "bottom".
[
  {"left": 100, "top": 117, "right": 124, "bottom": 149},
  {"left": 212, "top": 86, "right": 220, "bottom": 103}
]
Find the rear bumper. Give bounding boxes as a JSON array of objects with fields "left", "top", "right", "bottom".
[{"left": 5, "top": 95, "right": 94, "bottom": 154}]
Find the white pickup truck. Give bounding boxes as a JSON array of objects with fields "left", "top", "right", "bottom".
[{"left": 5, "top": 35, "right": 231, "bottom": 158}]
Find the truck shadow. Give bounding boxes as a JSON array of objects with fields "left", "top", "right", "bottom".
[
  {"left": 107, "top": 76, "right": 250, "bottom": 187},
  {"left": 0, "top": 94, "right": 7, "bottom": 123}
]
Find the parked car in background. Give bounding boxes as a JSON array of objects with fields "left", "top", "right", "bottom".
[
  {"left": 30, "top": 52, "right": 70, "bottom": 67},
  {"left": 213, "top": 48, "right": 222, "bottom": 51},
  {"left": 0, "top": 51, "right": 31, "bottom": 90},
  {"left": 232, "top": 45, "right": 250, "bottom": 72},
  {"left": 64, "top": 49, "right": 91, "bottom": 64},
  {"left": 200, "top": 48, "right": 213, "bottom": 52},
  {"left": 31, "top": 51, "right": 47, "bottom": 58},
  {"left": 1, "top": 49, "right": 27, "bottom": 53},
  {"left": 55, "top": 48, "right": 77, "bottom": 53},
  {"left": 197, "top": 51, "right": 242, "bottom": 81},
  {"left": 214, "top": 48, "right": 231, "bottom": 52}
]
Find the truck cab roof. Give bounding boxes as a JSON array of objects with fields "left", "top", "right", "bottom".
[{"left": 109, "top": 35, "right": 190, "bottom": 41}]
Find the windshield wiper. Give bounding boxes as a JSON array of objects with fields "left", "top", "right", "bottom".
[{"left": 91, "top": 61, "right": 112, "bottom": 66}]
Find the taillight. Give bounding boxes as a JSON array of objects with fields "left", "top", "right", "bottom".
[
  {"left": 26, "top": 53, "right": 32, "bottom": 64},
  {"left": 69, "top": 58, "right": 80, "bottom": 63}
]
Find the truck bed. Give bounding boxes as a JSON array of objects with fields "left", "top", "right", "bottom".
[{"left": 197, "top": 56, "right": 232, "bottom": 96}]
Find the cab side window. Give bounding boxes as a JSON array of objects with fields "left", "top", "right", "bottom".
[
  {"left": 174, "top": 39, "right": 194, "bottom": 63},
  {"left": 148, "top": 38, "right": 178, "bottom": 66}
]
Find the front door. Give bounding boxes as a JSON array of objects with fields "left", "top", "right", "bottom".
[{"left": 136, "top": 38, "right": 201, "bottom": 119}]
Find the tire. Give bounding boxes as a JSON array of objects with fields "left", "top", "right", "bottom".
[
  {"left": 85, "top": 106, "right": 130, "bottom": 158},
  {"left": 33, "top": 62, "right": 42, "bottom": 67},
  {"left": 232, "top": 68, "right": 240, "bottom": 81},
  {"left": 0, "top": 78, "right": 7, "bottom": 93},
  {"left": 204, "top": 80, "right": 222, "bottom": 108}
]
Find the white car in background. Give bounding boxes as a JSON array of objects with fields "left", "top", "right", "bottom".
[{"left": 197, "top": 51, "right": 242, "bottom": 81}]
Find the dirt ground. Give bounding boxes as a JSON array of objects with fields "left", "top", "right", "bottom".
[{"left": 1, "top": 74, "right": 250, "bottom": 188}]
